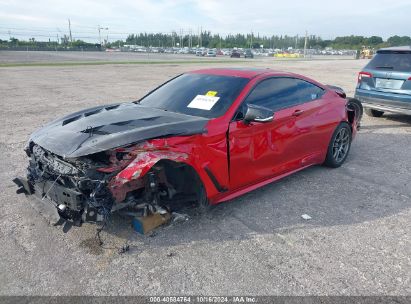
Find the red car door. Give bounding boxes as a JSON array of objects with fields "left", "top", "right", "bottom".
[
  {"left": 228, "top": 77, "right": 329, "bottom": 190},
  {"left": 275, "top": 79, "right": 336, "bottom": 168},
  {"left": 288, "top": 95, "right": 334, "bottom": 167}
]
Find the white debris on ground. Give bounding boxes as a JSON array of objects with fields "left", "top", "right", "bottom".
[
  {"left": 301, "top": 214, "right": 312, "bottom": 220},
  {"left": 172, "top": 212, "right": 190, "bottom": 223}
]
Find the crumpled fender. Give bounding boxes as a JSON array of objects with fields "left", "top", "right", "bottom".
[
  {"left": 108, "top": 149, "right": 190, "bottom": 202},
  {"left": 106, "top": 135, "right": 227, "bottom": 203},
  {"left": 116, "top": 150, "right": 189, "bottom": 181}
]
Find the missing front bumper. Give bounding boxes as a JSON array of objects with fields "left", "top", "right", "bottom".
[
  {"left": 13, "top": 177, "right": 104, "bottom": 224},
  {"left": 14, "top": 176, "right": 61, "bottom": 223}
]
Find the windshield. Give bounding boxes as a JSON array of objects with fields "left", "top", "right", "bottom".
[
  {"left": 138, "top": 73, "right": 249, "bottom": 118},
  {"left": 366, "top": 52, "right": 411, "bottom": 72}
]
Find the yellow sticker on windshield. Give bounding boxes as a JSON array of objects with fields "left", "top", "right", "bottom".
[{"left": 206, "top": 91, "right": 218, "bottom": 97}]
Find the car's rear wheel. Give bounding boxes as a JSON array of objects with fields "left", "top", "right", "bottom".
[
  {"left": 323, "top": 122, "right": 352, "bottom": 168},
  {"left": 347, "top": 98, "right": 363, "bottom": 122},
  {"left": 365, "top": 108, "right": 384, "bottom": 117}
]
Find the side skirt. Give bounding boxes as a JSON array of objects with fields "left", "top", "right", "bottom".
[{"left": 210, "top": 163, "right": 316, "bottom": 205}]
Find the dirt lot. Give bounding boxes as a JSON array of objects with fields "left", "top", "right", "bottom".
[{"left": 0, "top": 52, "right": 410, "bottom": 295}]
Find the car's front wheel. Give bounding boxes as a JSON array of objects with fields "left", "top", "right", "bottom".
[
  {"left": 365, "top": 108, "right": 384, "bottom": 117},
  {"left": 323, "top": 122, "right": 352, "bottom": 168},
  {"left": 196, "top": 183, "right": 210, "bottom": 214}
]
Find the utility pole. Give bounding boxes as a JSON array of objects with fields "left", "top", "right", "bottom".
[
  {"left": 180, "top": 29, "right": 183, "bottom": 48},
  {"left": 304, "top": 31, "right": 308, "bottom": 58},
  {"left": 68, "top": 19, "right": 72, "bottom": 43},
  {"left": 98, "top": 25, "right": 108, "bottom": 46},
  {"left": 98, "top": 25, "right": 101, "bottom": 45}
]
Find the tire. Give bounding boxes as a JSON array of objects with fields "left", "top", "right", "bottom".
[
  {"left": 347, "top": 98, "right": 363, "bottom": 122},
  {"left": 323, "top": 122, "right": 352, "bottom": 168},
  {"left": 196, "top": 183, "right": 211, "bottom": 214},
  {"left": 365, "top": 108, "right": 384, "bottom": 117}
]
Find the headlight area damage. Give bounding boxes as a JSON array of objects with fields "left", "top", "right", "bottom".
[{"left": 13, "top": 140, "right": 202, "bottom": 229}]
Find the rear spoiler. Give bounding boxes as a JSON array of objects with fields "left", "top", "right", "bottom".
[{"left": 326, "top": 85, "right": 346, "bottom": 98}]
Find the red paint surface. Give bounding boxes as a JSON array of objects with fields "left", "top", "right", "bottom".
[{"left": 106, "top": 69, "right": 355, "bottom": 205}]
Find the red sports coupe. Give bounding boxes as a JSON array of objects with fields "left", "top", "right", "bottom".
[{"left": 14, "top": 68, "right": 361, "bottom": 225}]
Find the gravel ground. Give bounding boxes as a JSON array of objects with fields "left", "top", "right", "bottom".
[{"left": 0, "top": 54, "right": 410, "bottom": 295}]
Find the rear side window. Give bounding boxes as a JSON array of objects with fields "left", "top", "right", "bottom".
[
  {"left": 366, "top": 52, "right": 411, "bottom": 72},
  {"left": 244, "top": 77, "right": 325, "bottom": 112}
]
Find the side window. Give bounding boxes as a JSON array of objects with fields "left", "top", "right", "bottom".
[
  {"left": 293, "top": 79, "right": 325, "bottom": 104},
  {"left": 242, "top": 77, "right": 325, "bottom": 114}
]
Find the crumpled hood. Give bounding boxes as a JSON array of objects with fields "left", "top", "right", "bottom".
[{"left": 29, "top": 102, "right": 208, "bottom": 158}]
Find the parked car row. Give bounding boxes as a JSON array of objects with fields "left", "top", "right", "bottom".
[{"left": 119, "top": 45, "right": 357, "bottom": 58}]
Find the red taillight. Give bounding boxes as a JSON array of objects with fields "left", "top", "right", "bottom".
[
  {"left": 408, "top": 77, "right": 411, "bottom": 80},
  {"left": 358, "top": 71, "right": 372, "bottom": 82}
]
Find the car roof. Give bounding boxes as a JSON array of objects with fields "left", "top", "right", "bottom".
[
  {"left": 377, "top": 46, "right": 411, "bottom": 53},
  {"left": 188, "top": 68, "right": 298, "bottom": 79}
]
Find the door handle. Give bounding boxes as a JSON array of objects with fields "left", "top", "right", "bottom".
[
  {"left": 292, "top": 110, "right": 304, "bottom": 116},
  {"left": 254, "top": 116, "right": 274, "bottom": 122}
]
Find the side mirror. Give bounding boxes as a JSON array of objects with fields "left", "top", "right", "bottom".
[{"left": 244, "top": 104, "right": 274, "bottom": 123}]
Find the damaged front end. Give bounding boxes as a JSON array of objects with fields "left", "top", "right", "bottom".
[
  {"left": 14, "top": 143, "right": 117, "bottom": 225},
  {"left": 14, "top": 102, "right": 209, "bottom": 227},
  {"left": 14, "top": 140, "right": 200, "bottom": 228}
]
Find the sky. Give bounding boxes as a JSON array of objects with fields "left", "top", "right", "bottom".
[{"left": 0, "top": 0, "right": 410, "bottom": 42}]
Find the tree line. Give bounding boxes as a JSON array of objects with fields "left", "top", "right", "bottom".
[
  {"left": 122, "top": 33, "right": 411, "bottom": 49},
  {"left": 1, "top": 33, "right": 410, "bottom": 50}
]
